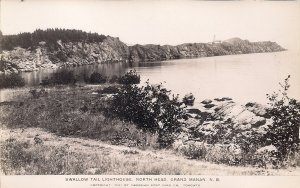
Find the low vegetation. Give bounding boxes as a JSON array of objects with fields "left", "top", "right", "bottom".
[
  {"left": 0, "top": 69, "right": 140, "bottom": 89},
  {"left": 40, "top": 69, "right": 139, "bottom": 86},
  {"left": 1, "top": 138, "right": 76, "bottom": 175},
  {"left": 117, "top": 69, "right": 140, "bottom": 85},
  {"left": 84, "top": 72, "right": 107, "bottom": 84},
  {"left": 0, "top": 73, "right": 25, "bottom": 89},
  {"left": 0, "top": 138, "right": 169, "bottom": 175},
  {"left": 1, "top": 86, "right": 159, "bottom": 149},
  {"left": 40, "top": 69, "right": 77, "bottom": 86},
  {"left": 3, "top": 131, "right": 291, "bottom": 175}
]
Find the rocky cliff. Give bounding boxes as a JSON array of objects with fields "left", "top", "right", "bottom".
[
  {"left": 0, "top": 36, "right": 130, "bottom": 73},
  {"left": 129, "top": 38, "right": 285, "bottom": 62},
  {"left": 0, "top": 36, "right": 285, "bottom": 73}
]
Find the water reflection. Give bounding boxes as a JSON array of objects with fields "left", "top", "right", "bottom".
[{"left": 20, "top": 62, "right": 129, "bottom": 86}]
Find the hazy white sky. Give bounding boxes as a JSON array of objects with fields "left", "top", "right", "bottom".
[{"left": 1, "top": 0, "right": 300, "bottom": 50}]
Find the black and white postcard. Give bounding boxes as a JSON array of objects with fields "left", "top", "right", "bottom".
[{"left": 0, "top": 0, "right": 299, "bottom": 187}]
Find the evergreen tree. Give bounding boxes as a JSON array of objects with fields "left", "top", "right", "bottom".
[{"left": 0, "top": 29, "right": 107, "bottom": 51}]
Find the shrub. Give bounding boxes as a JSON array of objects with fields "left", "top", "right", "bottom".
[
  {"left": 109, "top": 81, "right": 185, "bottom": 147},
  {"left": 109, "top": 75, "right": 119, "bottom": 83},
  {"left": 0, "top": 73, "right": 25, "bottom": 88},
  {"left": 41, "top": 69, "right": 76, "bottom": 86},
  {"left": 179, "top": 142, "right": 207, "bottom": 159},
  {"left": 118, "top": 70, "right": 140, "bottom": 85},
  {"left": 266, "top": 75, "right": 300, "bottom": 162},
  {"left": 88, "top": 72, "right": 107, "bottom": 84},
  {"left": 204, "top": 144, "right": 242, "bottom": 166},
  {"left": 250, "top": 145, "right": 281, "bottom": 168}
]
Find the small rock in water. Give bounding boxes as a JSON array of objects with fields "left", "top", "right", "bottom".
[
  {"left": 201, "top": 99, "right": 212, "bottom": 104},
  {"left": 214, "top": 97, "right": 232, "bottom": 102},
  {"left": 183, "top": 93, "right": 195, "bottom": 106}
]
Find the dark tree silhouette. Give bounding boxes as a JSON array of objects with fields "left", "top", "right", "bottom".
[{"left": 0, "top": 29, "right": 107, "bottom": 51}]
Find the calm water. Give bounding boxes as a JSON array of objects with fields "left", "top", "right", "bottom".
[{"left": 18, "top": 51, "right": 300, "bottom": 104}]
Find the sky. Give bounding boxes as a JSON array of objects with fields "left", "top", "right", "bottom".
[{"left": 1, "top": 0, "right": 300, "bottom": 51}]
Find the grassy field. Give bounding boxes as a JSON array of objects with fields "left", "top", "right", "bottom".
[
  {"left": 0, "top": 84, "right": 299, "bottom": 175},
  {"left": 0, "top": 84, "right": 159, "bottom": 149}
]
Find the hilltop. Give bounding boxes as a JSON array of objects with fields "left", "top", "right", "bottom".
[{"left": 0, "top": 29, "right": 285, "bottom": 73}]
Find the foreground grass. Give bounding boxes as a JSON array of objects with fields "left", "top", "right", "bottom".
[{"left": 1, "top": 127, "right": 299, "bottom": 175}]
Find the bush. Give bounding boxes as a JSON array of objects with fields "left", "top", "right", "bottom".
[
  {"left": 179, "top": 142, "right": 207, "bottom": 159},
  {"left": 109, "top": 75, "right": 119, "bottom": 83},
  {"left": 87, "top": 72, "right": 107, "bottom": 84},
  {"left": 40, "top": 69, "right": 76, "bottom": 86},
  {"left": 266, "top": 75, "right": 300, "bottom": 162},
  {"left": 109, "top": 81, "right": 185, "bottom": 147},
  {"left": 0, "top": 73, "right": 25, "bottom": 88},
  {"left": 118, "top": 70, "right": 140, "bottom": 85},
  {"left": 176, "top": 141, "right": 242, "bottom": 166}
]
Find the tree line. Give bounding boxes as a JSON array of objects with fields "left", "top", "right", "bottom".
[{"left": 0, "top": 28, "right": 107, "bottom": 51}]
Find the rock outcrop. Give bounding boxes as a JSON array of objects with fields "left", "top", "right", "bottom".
[
  {"left": 176, "top": 99, "right": 275, "bottom": 166},
  {"left": 181, "top": 99, "right": 270, "bottom": 141},
  {"left": 0, "top": 36, "right": 285, "bottom": 73},
  {"left": 0, "top": 36, "right": 130, "bottom": 73}
]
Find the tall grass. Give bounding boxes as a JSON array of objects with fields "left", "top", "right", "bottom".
[
  {"left": 1, "top": 138, "right": 78, "bottom": 175},
  {"left": 0, "top": 138, "right": 179, "bottom": 175}
]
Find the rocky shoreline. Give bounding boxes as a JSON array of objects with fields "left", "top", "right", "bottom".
[
  {"left": 175, "top": 97, "right": 278, "bottom": 167},
  {"left": 0, "top": 36, "right": 285, "bottom": 74}
]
